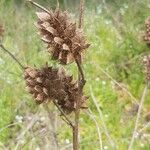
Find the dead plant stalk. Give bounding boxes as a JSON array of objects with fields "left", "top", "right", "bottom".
[
  {"left": 73, "top": 1, "right": 85, "bottom": 149},
  {"left": 128, "top": 82, "right": 149, "bottom": 150},
  {"left": 1, "top": 0, "right": 88, "bottom": 149},
  {"left": 28, "top": 0, "right": 87, "bottom": 150}
]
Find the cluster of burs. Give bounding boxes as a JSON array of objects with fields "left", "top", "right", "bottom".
[{"left": 24, "top": 7, "right": 89, "bottom": 114}]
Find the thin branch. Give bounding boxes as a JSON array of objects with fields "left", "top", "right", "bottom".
[
  {"left": 90, "top": 86, "right": 116, "bottom": 148},
  {"left": 139, "top": 121, "right": 150, "bottom": 133},
  {"left": 128, "top": 83, "right": 149, "bottom": 150},
  {"left": 56, "top": 0, "right": 60, "bottom": 9},
  {"left": 44, "top": 104, "right": 60, "bottom": 150},
  {"left": 18, "top": 127, "right": 48, "bottom": 150},
  {"left": 96, "top": 64, "right": 139, "bottom": 105},
  {"left": 87, "top": 109, "right": 103, "bottom": 150},
  {"left": 27, "top": 0, "right": 51, "bottom": 15},
  {"left": 76, "top": 0, "right": 86, "bottom": 89},
  {"left": 73, "top": 101, "right": 80, "bottom": 150},
  {"left": 0, "top": 122, "right": 21, "bottom": 133},
  {"left": 76, "top": 0, "right": 85, "bottom": 88},
  {"left": 78, "top": 0, "right": 84, "bottom": 28},
  {"left": 53, "top": 100, "right": 74, "bottom": 128},
  {"left": 61, "top": 134, "right": 96, "bottom": 150},
  {"left": 16, "top": 117, "right": 38, "bottom": 141},
  {"left": 15, "top": 114, "right": 40, "bottom": 150},
  {"left": 75, "top": 58, "right": 86, "bottom": 89},
  {"left": 27, "top": 0, "right": 60, "bottom": 24},
  {"left": 72, "top": 1, "right": 86, "bottom": 149},
  {"left": 0, "top": 44, "right": 24, "bottom": 69}
]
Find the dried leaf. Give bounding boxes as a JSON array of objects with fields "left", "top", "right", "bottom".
[
  {"left": 34, "top": 85, "right": 43, "bottom": 93},
  {"left": 54, "top": 37, "right": 63, "bottom": 45},
  {"left": 36, "top": 12, "right": 50, "bottom": 21},
  {"left": 46, "top": 27, "right": 57, "bottom": 35},
  {"left": 41, "top": 35, "right": 52, "bottom": 43},
  {"left": 36, "top": 77, "right": 43, "bottom": 83},
  {"left": 62, "top": 43, "right": 70, "bottom": 51}
]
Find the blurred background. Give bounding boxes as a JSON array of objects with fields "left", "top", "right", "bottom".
[{"left": 0, "top": 0, "right": 150, "bottom": 149}]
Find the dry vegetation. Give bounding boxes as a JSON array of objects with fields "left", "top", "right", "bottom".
[{"left": 0, "top": 0, "right": 150, "bottom": 150}]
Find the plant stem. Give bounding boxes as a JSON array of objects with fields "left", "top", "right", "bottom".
[
  {"left": 139, "top": 121, "right": 150, "bottom": 133},
  {"left": 97, "top": 64, "right": 139, "bottom": 105},
  {"left": 29, "top": 1, "right": 86, "bottom": 149},
  {"left": 0, "top": 44, "right": 24, "bottom": 69},
  {"left": 75, "top": 58, "right": 86, "bottom": 89},
  {"left": 128, "top": 83, "right": 149, "bottom": 150},
  {"left": 73, "top": 126, "right": 78, "bottom": 150},
  {"left": 73, "top": 98, "right": 80, "bottom": 150},
  {"left": 27, "top": 0, "right": 51, "bottom": 15},
  {"left": 56, "top": 0, "right": 60, "bottom": 9},
  {"left": 78, "top": 0, "right": 84, "bottom": 29},
  {"left": 87, "top": 109, "right": 103, "bottom": 150},
  {"left": 90, "top": 86, "right": 115, "bottom": 148},
  {"left": 72, "top": 1, "right": 85, "bottom": 150},
  {"left": 53, "top": 100, "right": 74, "bottom": 128},
  {"left": 44, "top": 104, "right": 59, "bottom": 150}
]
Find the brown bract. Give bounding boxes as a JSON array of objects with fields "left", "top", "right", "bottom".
[
  {"left": 35, "top": 9, "right": 90, "bottom": 64},
  {"left": 24, "top": 65, "right": 87, "bottom": 113}
]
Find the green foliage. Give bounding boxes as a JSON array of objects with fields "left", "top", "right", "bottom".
[{"left": 0, "top": 0, "right": 150, "bottom": 149}]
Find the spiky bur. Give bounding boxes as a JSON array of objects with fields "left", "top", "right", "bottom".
[
  {"left": 35, "top": 10, "right": 90, "bottom": 64},
  {"left": 24, "top": 65, "right": 87, "bottom": 114},
  {"left": 142, "top": 55, "right": 150, "bottom": 81},
  {"left": 143, "top": 18, "right": 150, "bottom": 45}
]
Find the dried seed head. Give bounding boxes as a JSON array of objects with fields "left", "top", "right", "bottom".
[
  {"left": 142, "top": 54, "right": 150, "bottom": 81},
  {"left": 35, "top": 9, "right": 90, "bottom": 64},
  {"left": 24, "top": 65, "right": 88, "bottom": 113},
  {"left": 143, "top": 18, "right": 150, "bottom": 45},
  {"left": 24, "top": 66, "right": 47, "bottom": 104}
]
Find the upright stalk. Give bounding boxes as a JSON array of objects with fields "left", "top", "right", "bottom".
[
  {"left": 28, "top": 1, "right": 86, "bottom": 149},
  {"left": 73, "top": 122, "right": 79, "bottom": 150},
  {"left": 128, "top": 83, "right": 149, "bottom": 150},
  {"left": 72, "top": 1, "right": 85, "bottom": 149}
]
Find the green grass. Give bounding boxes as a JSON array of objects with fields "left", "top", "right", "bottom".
[{"left": 0, "top": 0, "right": 150, "bottom": 149}]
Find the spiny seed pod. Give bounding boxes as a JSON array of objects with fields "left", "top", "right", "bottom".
[
  {"left": 143, "top": 18, "right": 150, "bottom": 45},
  {"left": 24, "top": 65, "right": 88, "bottom": 113},
  {"left": 0, "top": 24, "right": 4, "bottom": 37},
  {"left": 35, "top": 9, "right": 90, "bottom": 64},
  {"left": 24, "top": 66, "right": 50, "bottom": 104},
  {"left": 142, "top": 55, "right": 150, "bottom": 81}
]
